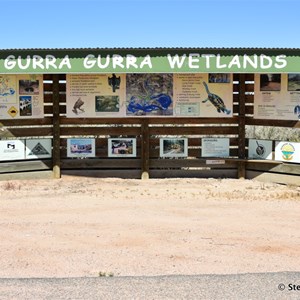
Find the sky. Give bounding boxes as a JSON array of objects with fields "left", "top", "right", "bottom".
[{"left": 1, "top": 0, "right": 299, "bottom": 49}]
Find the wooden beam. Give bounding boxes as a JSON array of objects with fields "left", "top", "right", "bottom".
[
  {"left": 59, "top": 117, "right": 239, "bottom": 125},
  {"left": 246, "top": 161, "right": 300, "bottom": 175},
  {"left": 61, "top": 158, "right": 141, "bottom": 169},
  {"left": 0, "top": 160, "right": 52, "bottom": 173},
  {"left": 61, "top": 170, "right": 141, "bottom": 179},
  {"left": 246, "top": 170, "right": 300, "bottom": 186},
  {"left": 60, "top": 126, "right": 141, "bottom": 136},
  {"left": 52, "top": 74, "right": 61, "bottom": 179},
  {"left": 150, "top": 169, "right": 238, "bottom": 179},
  {"left": 245, "top": 118, "right": 300, "bottom": 128},
  {"left": 238, "top": 74, "right": 246, "bottom": 179},
  {"left": 149, "top": 126, "right": 239, "bottom": 135},
  {"left": 0, "top": 171, "right": 53, "bottom": 181},
  {"left": 0, "top": 127, "right": 53, "bottom": 137},
  {"left": 141, "top": 119, "right": 149, "bottom": 179},
  {"left": 0, "top": 119, "right": 52, "bottom": 126}
]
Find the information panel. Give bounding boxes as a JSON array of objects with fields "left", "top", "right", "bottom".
[
  {"left": 66, "top": 74, "right": 126, "bottom": 118},
  {"left": 254, "top": 73, "right": 300, "bottom": 120},
  {"left": 248, "top": 139, "right": 273, "bottom": 160},
  {"left": 0, "top": 139, "right": 25, "bottom": 161},
  {"left": 0, "top": 74, "right": 44, "bottom": 119},
  {"left": 275, "top": 141, "right": 300, "bottom": 163},
  {"left": 66, "top": 73, "right": 233, "bottom": 118},
  {"left": 201, "top": 138, "right": 230, "bottom": 157}
]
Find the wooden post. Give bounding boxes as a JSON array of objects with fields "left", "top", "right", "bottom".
[
  {"left": 238, "top": 74, "right": 246, "bottom": 179},
  {"left": 52, "top": 74, "right": 61, "bottom": 179},
  {"left": 141, "top": 119, "right": 150, "bottom": 179}
]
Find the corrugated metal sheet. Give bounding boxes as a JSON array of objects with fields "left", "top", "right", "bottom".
[{"left": 1, "top": 47, "right": 300, "bottom": 51}]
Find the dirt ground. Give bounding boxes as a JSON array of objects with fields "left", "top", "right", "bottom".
[{"left": 0, "top": 176, "right": 300, "bottom": 278}]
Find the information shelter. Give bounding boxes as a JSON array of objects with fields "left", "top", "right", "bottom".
[{"left": 0, "top": 48, "right": 299, "bottom": 184}]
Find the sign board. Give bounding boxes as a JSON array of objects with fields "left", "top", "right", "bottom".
[
  {"left": 66, "top": 73, "right": 233, "bottom": 118},
  {"left": 275, "top": 141, "right": 300, "bottom": 163},
  {"left": 254, "top": 73, "right": 300, "bottom": 120},
  {"left": 0, "top": 139, "right": 25, "bottom": 161},
  {"left": 67, "top": 138, "right": 96, "bottom": 158},
  {"left": 248, "top": 139, "right": 273, "bottom": 160},
  {"left": 0, "top": 50, "right": 297, "bottom": 74},
  {"left": 202, "top": 138, "right": 230, "bottom": 157},
  {"left": 0, "top": 74, "right": 44, "bottom": 119},
  {"left": 108, "top": 138, "right": 136, "bottom": 157},
  {"left": 25, "top": 139, "right": 52, "bottom": 159},
  {"left": 206, "top": 159, "right": 226, "bottom": 165},
  {"left": 160, "top": 138, "right": 188, "bottom": 158}
]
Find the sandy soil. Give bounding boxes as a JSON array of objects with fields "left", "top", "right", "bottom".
[{"left": 0, "top": 176, "right": 300, "bottom": 278}]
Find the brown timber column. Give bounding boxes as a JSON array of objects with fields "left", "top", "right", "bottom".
[
  {"left": 238, "top": 73, "right": 246, "bottom": 179},
  {"left": 52, "top": 74, "right": 61, "bottom": 179},
  {"left": 141, "top": 119, "right": 150, "bottom": 179}
]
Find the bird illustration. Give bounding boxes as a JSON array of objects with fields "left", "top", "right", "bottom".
[{"left": 72, "top": 97, "right": 85, "bottom": 114}]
